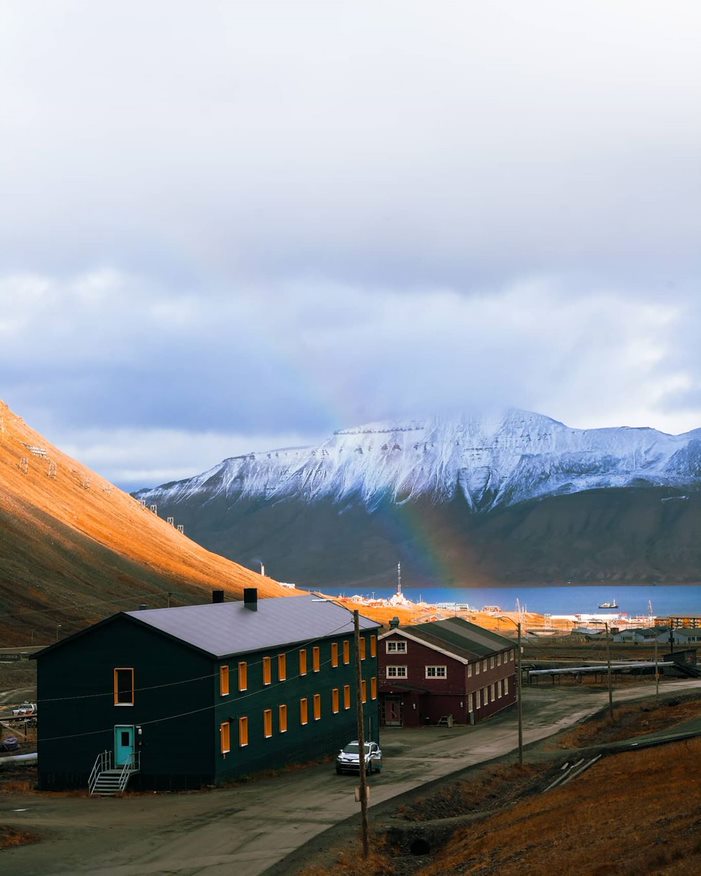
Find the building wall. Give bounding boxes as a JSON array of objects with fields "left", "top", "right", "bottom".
[
  {"left": 36, "top": 616, "right": 214, "bottom": 790},
  {"left": 214, "top": 632, "right": 380, "bottom": 782},
  {"left": 379, "top": 631, "right": 516, "bottom": 727}
]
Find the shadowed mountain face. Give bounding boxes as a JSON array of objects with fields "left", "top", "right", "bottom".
[{"left": 134, "top": 409, "right": 701, "bottom": 588}]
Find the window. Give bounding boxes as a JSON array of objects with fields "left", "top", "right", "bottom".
[
  {"left": 497, "top": 680, "right": 502, "bottom": 697},
  {"left": 279, "top": 704, "right": 288, "bottom": 733},
  {"left": 361, "top": 680, "right": 367, "bottom": 703},
  {"left": 359, "top": 637, "right": 366, "bottom": 660},
  {"left": 114, "top": 668, "right": 134, "bottom": 706},
  {"left": 343, "top": 684, "right": 351, "bottom": 710},
  {"left": 475, "top": 662, "right": 480, "bottom": 675},
  {"left": 467, "top": 664, "right": 472, "bottom": 677},
  {"left": 425, "top": 666, "right": 447, "bottom": 679},
  {"left": 497, "top": 653, "right": 502, "bottom": 666},
  {"left": 263, "top": 708, "right": 273, "bottom": 738},
  {"left": 343, "top": 640, "right": 350, "bottom": 664},
  {"left": 238, "top": 716, "right": 249, "bottom": 747},
  {"left": 491, "top": 683, "right": 495, "bottom": 701},
  {"left": 490, "top": 656, "right": 495, "bottom": 669},
  {"left": 370, "top": 677, "right": 377, "bottom": 700},
  {"left": 468, "top": 692, "right": 474, "bottom": 711},
  {"left": 386, "top": 640, "right": 407, "bottom": 654},
  {"left": 238, "top": 661, "right": 248, "bottom": 692},
  {"left": 263, "top": 656, "right": 272, "bottom": 686},
  {"left": 370, "top": 636, "right": 377, "bottom": 658},
  {"left": 219, "top": 665, "right": 230, "bottom": 696},
  {"left": 386, "top": 665, "right": 407, "bottom": 679},
  {"left": 510, "top": 650, "right": 514, "bottom": 662},
  {"left": 331, "top": 642, "right": 339, "bottom": 667},
  {"left": 332, "top": 687, "right": 340, "bottom": 713},
  {"left": 300, "top": 697, "right": 309, "bottom": 725},
  {"left": 299, "top": 649, "right": 308, "bottom": 676},
  {"left": 504, "top": 677, "right": 509, "bottom": 695},
  {"left": 476, "top": 689, "right": 481, "bottom": 708},
  {"left": 312, "top": 646, "right": 320, "bottom": 672},
  {"left": 313, "top": 693, "right": 321, "bottom": 720},
  {"left": 278, "top": 653, "right": 287, "bottom": 681},
  {"left": 482, "top": 659, "right": 488, "bottom": 672},
  {"left": 220, "top": 720, "right": 231, "bottom": 754}
]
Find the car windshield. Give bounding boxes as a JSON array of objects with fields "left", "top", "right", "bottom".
[{"left": 342, "top": 743, "right": 371, "bottom": 754}]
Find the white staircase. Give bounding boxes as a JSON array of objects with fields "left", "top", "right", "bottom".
[{"left": 89, "top": 750, "right": 140, "bottom": 796}]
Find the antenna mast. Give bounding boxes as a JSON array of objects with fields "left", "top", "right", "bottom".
[{"left": 397, "top": 562, "right": 401, "bottom": 596}]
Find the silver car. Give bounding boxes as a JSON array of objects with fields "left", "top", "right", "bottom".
[{"left": 335, "top": 740, "right": 382, "bottom": 775}]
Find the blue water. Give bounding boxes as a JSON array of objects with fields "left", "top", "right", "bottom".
[{"left": 309, "top": 584, "right": 701, "bottom": 617}]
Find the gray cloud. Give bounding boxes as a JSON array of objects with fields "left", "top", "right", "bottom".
[{"left": 1, "top": 1, "right": 699, "bottom": 487}]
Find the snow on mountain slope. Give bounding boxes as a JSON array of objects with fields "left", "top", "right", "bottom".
[{"left": 136, "top": 410, "right": 701, "bottom": 511}]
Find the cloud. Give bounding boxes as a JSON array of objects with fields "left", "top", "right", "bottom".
[{"left": 1, "top": 2, "right": 699, "bottom": 485}]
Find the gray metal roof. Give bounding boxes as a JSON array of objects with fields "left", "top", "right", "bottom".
[{"left": 126, "top": 595, "right": 379, "bottom": 658}]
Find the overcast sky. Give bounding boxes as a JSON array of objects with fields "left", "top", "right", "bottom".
[{"left": 1, "top": 1, "right": 700, "bottom": 490}]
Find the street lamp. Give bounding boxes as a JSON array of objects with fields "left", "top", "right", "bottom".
[
  {"left": 592, "top": 620, "right": 613, "bottom": 721},
  {"left": 497, "top": 616, "right": 523, "bottom": 765}
]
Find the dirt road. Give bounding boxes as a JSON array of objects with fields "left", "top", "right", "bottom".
[{"left": 2, "top": 679, "right": 699, "bottom": 876}]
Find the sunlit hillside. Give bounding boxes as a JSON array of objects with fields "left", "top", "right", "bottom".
[{"left": 0, "top": 401, "right": 295, "bottom": 645}]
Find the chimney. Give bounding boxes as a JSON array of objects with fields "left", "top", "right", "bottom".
[
  {"left": 389, "top": 616, "right": 400, "bottom": 629},
  {"left": 138, "top": 603, "right": 149, "bottom": 611},
  {"left": 243, "top": 588, "right": 258, "bottom": 611},
  {"left": 212, "top": 589, "right": 225, "bottom": 604}
]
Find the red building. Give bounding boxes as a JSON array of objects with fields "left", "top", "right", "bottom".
[{"left": 379, "top": 617, "right": 517, "bottom": 727}]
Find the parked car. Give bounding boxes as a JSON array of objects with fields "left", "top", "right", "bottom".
[
  {"left": 11, "top": 702, "right": 37, "bottom": 717},
  {"left": 0, "top": 736, "right": 19, "bottom": 752},
  {"left": 335, "top": 740, "right": 382, "bottom": 775}
]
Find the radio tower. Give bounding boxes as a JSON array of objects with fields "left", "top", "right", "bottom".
[{"left": 397, "top": 562, "right": 401, "bottom": 597}]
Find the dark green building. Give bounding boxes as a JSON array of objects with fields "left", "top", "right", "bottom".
[{"left": 35, "top": 589, "right": 380, "bottom": 791}]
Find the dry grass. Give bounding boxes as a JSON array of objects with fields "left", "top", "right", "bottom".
[
  {"left": 0, "top": 825, "right": 39, "bottom": 850},
  {"left": 298, "top": 696, "right": 701, "bottom": 876}
]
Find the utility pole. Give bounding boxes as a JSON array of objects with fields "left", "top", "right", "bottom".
[
  {"left": 605, "top": 621, "right": 613, "bottom": 721},
  {"left": 354, "top": 610, "right": 369, "bottom": 859}
]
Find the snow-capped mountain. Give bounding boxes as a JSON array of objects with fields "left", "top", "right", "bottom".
[{"left": 138, "top": 409, "right": 701, "bottom": 512}]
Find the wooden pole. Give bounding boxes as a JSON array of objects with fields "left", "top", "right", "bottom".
[{"left": 354, "top": 610, "right": 369, "bottom": 859}]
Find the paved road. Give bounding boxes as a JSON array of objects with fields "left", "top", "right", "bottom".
[{"left": 2, "top": 679, "right": 699, "bottom": 876}]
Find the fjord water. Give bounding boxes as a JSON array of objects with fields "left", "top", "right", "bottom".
[{"left": 314, "top": 584, "right": 701, "bottom": 617}]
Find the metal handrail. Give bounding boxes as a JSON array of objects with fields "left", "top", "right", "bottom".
[
  {"left": 88, "top": 750, "right": 112, "bottom": 794},
  {"left": 117, "top": 751, "right": 140, "bottom": 793}
]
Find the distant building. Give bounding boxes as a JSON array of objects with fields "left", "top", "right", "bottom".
[
  {"left": 34, "top": 590, "right": 380, "bottom": 791},
  {"left": 379, "top": 617, "right": 516, "bottom": 727}
]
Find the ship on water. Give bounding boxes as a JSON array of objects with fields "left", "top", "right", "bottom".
[{"left": 598, "top": 599, "right": 619, "bottom": 609}]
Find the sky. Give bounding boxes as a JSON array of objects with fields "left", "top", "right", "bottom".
[{"left": 1, "top": 1, "right": 700, "bottom": 491}]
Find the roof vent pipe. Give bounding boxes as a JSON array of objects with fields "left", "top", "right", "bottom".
[
  {"left": 243, "top": 588, "right": 258, "bottom": 611},
  {"left": 212, "top": 589, "right": 225, "bottom": 604}
]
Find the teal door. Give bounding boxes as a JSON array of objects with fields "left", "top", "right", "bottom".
[{"left": 114, "top": 725, "right": 135, "bottom": 767}]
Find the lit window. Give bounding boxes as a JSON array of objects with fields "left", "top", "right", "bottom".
[
  {"left": 313, "top": 646, "right": 320, "bottom": 672},
  {"left": 342, "top": 640, "right": 350, "bottom": 664},
  {"left": 263, "top": 708, "right": 273, "bottom": 738},
  {"left": 371, "top": 677, "right": 377, "bottom": 700},
  {"left": 359, "top": 637, "right": 366, "bottom": 660},
  {"left": 278, "top": 653, "right": 287, "bottom": 681},
  {"left": 361, "top": 680, "right": 367, "bottom": 703},
  {"left": 300, "top": 697, "right": 309, "bottom": 725},
  {"left": 313, "top": 693, "right": 321, "bottom": 720},
  {"left": 219, "top": 665, "right": 230, "bottom": 696},
  {"left": 114, "top": 668, "right": 134, "bottom": 706},
  {"left": 370, "top": 636, "right": 377, "bottom": 658},
  {"left": 343, "top": 684, "right": 351, "bottom": 710},
  {"left": 263, "top": 656, "right": 272, "bottom": 686},
  {"left": 386, "top": 665, "right": 407, "bottom": 679},
  {"left": 299, "top": 649, "right": 308, "bottom": 676},
  {"left": 386, "top": 640, "right": 407, "bottom": 654},
  {"left": 220, "top": 720, "right": 231, "bottom": 754},
  {"left": 332, "top": 688, "right": 340, "bottom": 713},
  {"left": 331, "top": 642, "right": 339, "bottom": 667},
  {"left": 425, "top": 666, "right": 447, "bottom": 679},
  {"left": 239, "top": 716, "right": 249, "bottom": 747},
  {"left": 238, "top": 661, "right": 248, "bottom": 692},
  {"left": 279, "top": 703, "right": 288, "bottom": 733}
]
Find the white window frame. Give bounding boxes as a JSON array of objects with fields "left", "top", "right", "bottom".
[
  {"left": 386, "top": 640, "right": 407, "bottom": 654},
  {"left": 386, "top": 665, "right": 408, "bottom": 679},
  {"left": 425, "top": 665, "right": 447, "bottom": 679}
]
